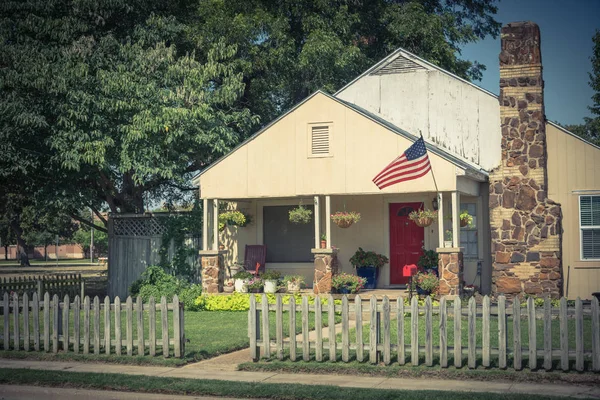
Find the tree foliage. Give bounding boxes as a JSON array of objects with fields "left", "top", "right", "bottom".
[{"left": 566, "top": 30, "right": 600, "bottom": 146}]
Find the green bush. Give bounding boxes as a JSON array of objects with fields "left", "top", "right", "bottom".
[
  {"left": 195, "top": 293, "right": 342, "bottom": 312},
  {"left": 130, "top": 265, "right": 202, "bottom": 311}
]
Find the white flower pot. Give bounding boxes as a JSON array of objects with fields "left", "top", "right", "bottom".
[
  {"left": 287, "top": 282, "right": 301, "bottom": 293},
  {"left": 444, "top": 241, "right": 453, "bottom": 248},
  {"left": 235, "top": 278, "right": 248, "bottom": 293},
  {"left": 264, "top": 279, "right": 278, "bottom": 294}
]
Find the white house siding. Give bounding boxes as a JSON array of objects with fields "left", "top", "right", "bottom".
[{"left": 336, "top": 68, "right": 501, "bottom": 171}]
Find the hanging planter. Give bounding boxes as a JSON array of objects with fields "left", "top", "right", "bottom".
[
  {"left": 331, "top": 211, "right": 361, "bottom": 228},
  {"left": 218, "top": 210, "right": 251, "bottom": 231},
  {"left": 459, "top": 210, "right": 473, "bottom": 228},
  {"left": 408, "top": 209, "right": 437, "bottom": 227},
  {"left": 289, "top": 203, "right": 312, "bottom": 224}
]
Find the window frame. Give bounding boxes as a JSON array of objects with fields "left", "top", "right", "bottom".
[
  {"left": 579, "top": 195, "right": 600, "bottom": 261},
  {"left": 307, "top": 122, "right": 333, "bottom": 158},
  {"left": 262, "top": 204, "right": 315, "bottom": 263}
]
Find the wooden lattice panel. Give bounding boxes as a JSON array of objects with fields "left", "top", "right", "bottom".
[{"left": 113, "top": 217, "right": 167, "bottom": 237}]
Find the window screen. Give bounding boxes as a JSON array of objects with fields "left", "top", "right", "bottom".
[
  {"left": 580, "top": 196, "right": 600, "bottom": 259},
  {"left": 460, "top": 202, "right": 478, "bottom": 259},
  {"left": 263, "top": 205, "right": 315, "bottom": 263}
]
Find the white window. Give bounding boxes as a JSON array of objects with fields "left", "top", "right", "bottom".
[
  {"left": 580, "top": 195, "right": 600, "bottom": 260},
  {"left": 460, "top": 202, "right": 478, "bottom": 259},
  {"left": 308, "top": 123, "right": 332, "bottom": 158}
]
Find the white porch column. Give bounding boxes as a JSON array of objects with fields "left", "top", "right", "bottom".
[
  {"left": 202, "top": 198, "right": 208, "bottom": 251},
  {"left": 213, "top": 199, "right": 219, "bottom": 251},
  {"left": 452, "top": 191, "right": 460, "bottom": 248},
  {"left": 437, "top": 192, "right": 444, "bottom": 247},
  {"left": 314, "top": 196, "right": 320, "bottom": 249},
  {"left": 325, "top": 195, "right": 331, "bottom": 249}
]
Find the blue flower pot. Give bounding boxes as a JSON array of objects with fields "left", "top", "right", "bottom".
[
  {"left": 338, "top": 287, "right": 351, "bottom": 294},
  {"left": 356, "top": 266, "right": 377, "bottom": 289}
]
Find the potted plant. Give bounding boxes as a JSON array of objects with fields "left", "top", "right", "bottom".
[
  {"left": 331, "top": 211, "right": 360, "bottom": 228},
  {"left": 417, "top": 248, "right": 439, "bottom": 276},
  {"left": 460, "top": 210, "right": 473, "bottom": 227},
  {"left": 349, "top": 247, "right": 389, "bottom": 289},
  {"left": 408, "top": 209, "right": 438, "bottom": 227},
  {"left": 332, "top": 273, "right": 366, "bottom": 294},
  {"left": 444, "top": 230, "right": 453, "bottom": 248},
  {"left": 320, "top": 234, "right": 327, "bottom": 249},
  {"left": 283, "top": 275, "right": 305, "bottom": 293},
  {"left": 219, "top": 210, "right": 251, "bottom": 231},
  {"left": 223, "top": 278, "right": 235, "bottom": 293},
  {"left": 232, "top": 270, "right": 252, "bottom": 293},
  {"left": 247, "top": 277, "right": 264, "bottom": 293},
  {"left": 462, "top": 284, "right": 476, "bottom": 299},
  {"left": 289, "top": 203, "right": 312, "bottom": 224},
  {"left": 261, "top": 270, "right": 281, "bottom": 293},
  {"left": 414, "top": 271, "right": 439, "bottom": 296}
]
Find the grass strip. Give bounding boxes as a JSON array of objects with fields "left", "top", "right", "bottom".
[
  {"left": 0, "top": 368, "right": 583, "bottom": 400},
  {"left": 238, "top": 360, "right": 600, "bottom": 386}
]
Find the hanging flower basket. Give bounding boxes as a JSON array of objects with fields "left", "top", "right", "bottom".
[
  {"left": 459, "top": 210, "right": 473, "bottom": 228},
  {"left": 408, "top": 209, "right": 437, "bottom": 227},
  {"left": 289, "top": 204, "right": 312, "bottom": 224},
  {"left": 331, "top": 211, "right": 361, "bottom": 228}
]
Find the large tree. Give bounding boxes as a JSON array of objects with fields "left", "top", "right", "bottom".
[
  {"left": 0, "top": 0, "right": 499, "bottom": 229},
  {"left": 566, "top": 30, "right": 600, "bottom": 146}
]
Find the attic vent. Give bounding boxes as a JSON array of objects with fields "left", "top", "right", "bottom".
[
  {"left": 311, "top": 125, "right": 330, "bottom": 156},
  {"left": 370, "top": 55, "right": 426, "bottom": 75}
]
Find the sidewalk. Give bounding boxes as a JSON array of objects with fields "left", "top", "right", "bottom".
[{"left": 1, "top": 358, "right": 599, "bottom": 399}]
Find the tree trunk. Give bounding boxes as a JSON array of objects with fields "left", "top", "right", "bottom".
[
  {"left": 9, "top": 220, "right": 30, "bottom": 266},
  {"left": 3, "top": 245, "right": 7, "bottom": 260}
]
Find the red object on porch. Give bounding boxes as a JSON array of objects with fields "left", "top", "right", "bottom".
[
  {"left": 389, "top": 202, "right": 424, "bottom": 285},
  {"left": 403, "top": 264, "right": 418, "bottom": 277},
  {"left": 244, "top": 245, "right": 266, "bottom": 275}
]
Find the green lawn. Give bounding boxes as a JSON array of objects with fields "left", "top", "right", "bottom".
[
  {"left": 0, "top": 259, "right": 99, "bottom": 266},
  {"left": 0, "top": 368, "right": 586, "bottom": 400}
]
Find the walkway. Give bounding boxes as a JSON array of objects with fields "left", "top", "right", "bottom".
[{"left": 0, "top": 359, "right": 598, "bottom": 399}]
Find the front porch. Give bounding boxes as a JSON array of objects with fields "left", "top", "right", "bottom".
[{"left": 199, "top": 186, "right": 490, "bottom": 295}]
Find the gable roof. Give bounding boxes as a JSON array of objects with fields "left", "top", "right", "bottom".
[
  {"left": 193, "top": 90, "right": 488, "bottom": 186},
  {"left": 334, "top": 47, "right": 498, "bottom": 99}
]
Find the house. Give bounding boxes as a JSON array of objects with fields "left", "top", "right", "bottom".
[{"left": 194, "top": 22, "right": 600, "bottom": 299}]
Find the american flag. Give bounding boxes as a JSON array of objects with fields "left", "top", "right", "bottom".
[{"left": 372, "top": 137, "right": 431, "bottom": 189}]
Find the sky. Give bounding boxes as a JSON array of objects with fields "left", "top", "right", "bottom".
[{"left": 460, "top": 0, "right": 600, "bottom": 126}]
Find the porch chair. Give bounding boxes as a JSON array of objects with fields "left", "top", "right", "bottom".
[{"left": 244, "top": 245, "right": 266, "bottom": 276}]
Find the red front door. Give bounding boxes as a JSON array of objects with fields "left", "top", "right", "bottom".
[{"left": 389, "top": 203, "right": 425, "bottom": 285}]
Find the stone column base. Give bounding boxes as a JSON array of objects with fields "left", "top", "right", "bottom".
[
  {"left": 312, "top": 249, "right": 338, "bottom": 294},
  {"left": 200, "top": 250, "right": 226, "bottom": 293},
  {"left": 437, "top": 248, "right": 464, "bottom": 296}
]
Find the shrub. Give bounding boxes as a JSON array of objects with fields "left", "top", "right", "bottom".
[
  {"left": 130, "top": 265, "right": 202, "bottom": 311},
  {"left": 414, "top": 271, "right": 439, "bottom": 293},
  {"left": 417, "top": 248, "right": 439, "bottom": 269},
  {"left": 331, "top": 273, "right": 365, "bottom": 293},
  {"left": 232, "top": 270, "right": 253, "bottom": 280},
  {"left": 261, "top": 270, "right": 282, "bottom": 280},
  {"left": 349, "top": 247, "right": 389, "bottom": 269},
  {"left": 179, "top": 284, "right": 204, "bottom": 311},
  {"left": 289, "top": 205, "right": 312, "bottom": 224},
  {"left": 194, "top": 293, "right": 342, "bottom": 311}
]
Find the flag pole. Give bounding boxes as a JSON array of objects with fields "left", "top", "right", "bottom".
[{"left": 420, "top": 133, "right": 439, "bottom": 194}]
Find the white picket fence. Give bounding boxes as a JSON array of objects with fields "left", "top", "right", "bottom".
[
  {"left": 249, "top": 294, "right": 600, "bottom": 372},
  {"left": 1, "top": 292, "right": 185, "bottom": 358}
]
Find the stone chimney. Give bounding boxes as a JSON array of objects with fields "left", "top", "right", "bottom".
[{"left": 489, "top": 22, "right": 562, "bottom": 299}]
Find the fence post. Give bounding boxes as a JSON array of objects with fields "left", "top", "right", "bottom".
[
  {"left": 575, "top": 297, "right": 583, "bottom": 372},
  {"left": 73, "top": 295, "right": 80, "bottom": 354},
  {"left": 23, "top": 293, "right": 30, "bottom": 351},
  {"left": 104, "top": 296, "right": 111, "bottom": 355},
  {"left": 314, "top": 295, "right": 323, "bottom": 362},
  {"left": 52, "top": 294, "right": 59, "bottom": 353},
  {"left": 13, "top": 292, "right": 19, "bottom": 350},
  {"left": 328, "top": 295, "right": 336, "bottom": 362},
  {"left": 114, "top": 296, "right": 121, "bottom": 356},
  {"left": 591, "top": 297, "right": 599, "bottom": 372},
  {"left": 83, "top": 296, "right": 90, "bottom": 355},
  {"left": 301, "top": 295, "right": 308, "bottom": 361},
  {"left": 527, "top": 297, "right": 536, "bottom": 370},
  {"left": 4, "top": 292, "right": 9, "bottom": 350},
  {"left": 396, "top": 297, "right": 404, "bottom": 366},
  {"left": 289, "top": 295, "right": 296, "bottom": 362},
  {"left": 136, "top": 297, "right": 144, "bottom": 356},
  {"left": 370, "top": 296, "right": 378, "bottom": 364},
  {"left": 93, "top": 296, "right": 100, "bottom": 355},
  {"left": 62, "top": 294, "right": 70, "bottom": 352},
  {"left": 263, "top": 294, "right": 271, "bottom": 359},
  {"left": 33, "top": 292, "right": 40, "bottom": 351},
  {"left": 439, "top": 296, "right": 447, "bottom": 368},
  {"left": 37, "top": 281, "right": 42, "bottom": 299},
  {"left": 382, "top": 296, "right": 391, "bottom": 365},
  {"left": 559, "top": 297, "right": 568, "bottom": 371},
  {"left": 249, "top": 294, "right": 258, "bottom": 361},
  {"left": 454, "top": 297, "right": 462, "bottom": 368},
  {"left": 355, "top": 295, "right": 364, "bottom": 363},
  {"left": 161, "top": 296, "right": 169, "bottom": 357},
  {"left": 342, "top": 295, "right": 350, "bottom": 362},
  {"left": 513, "top": 299, "right": 522, "bottom": 370},
  {"left": 276, "top": 295, "right": 284, "bottom": 361},
  {"left": 411, "top": 296, "right": 418, "bottom": 366},
  {"left": 498, "top": 295, "right": 507, "bottom": 369},
  {"left": 179, "top": 299, "right": 185, "bottom": 357},
  {"left": 126, "top": 296, "right": 133, "bottom": 357},
  {"left": 172, "top": 295, "right": 180, "bottom": 358},
  {"left": 468, "top": 297, "right": 476, "bottom": 369},
  {"left": 425, "top": 296, "right": 432, "bottom": 367},
  {"left": 43, "top": 292, "right": 50, "bottom": 352},
  {"left": 543, "top": 298, "right": 552, "bottom": 371},
  {"left": 482, "top": 295, "right": 490, "bottom": 368}
]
